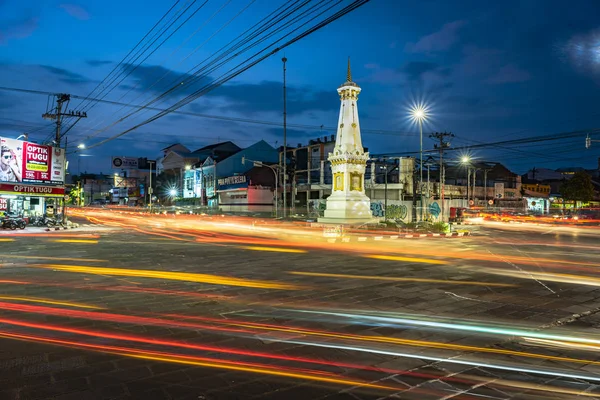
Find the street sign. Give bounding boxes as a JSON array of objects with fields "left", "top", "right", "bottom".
[{"left": 64, "top": 194, "right": 70, "bottom": 201}]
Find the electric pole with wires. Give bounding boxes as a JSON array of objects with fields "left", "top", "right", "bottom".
[
  {"left": 430, "top": 131, "right": 454, "bottom": 221},
  {"left": 42, "top": 93, "right": 87, "bottom": 147}
]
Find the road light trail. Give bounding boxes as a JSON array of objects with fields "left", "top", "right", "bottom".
[
  {"left": 0, "top": 254, "right": 107, "bottom": 262},
  {"left": 0, "top": 296, "right": 102, "bottom": 309},
  {"left": 365, "top": 254, "right": 449, "bottom": 264},
  {"left": 289, "top": 271, "right": 515, "bottom": 287},
  {"left": 0, "top": 330, "right": 399, "bottom": 392},
  {"left": 30, "top": 264, "right": 302, "bottom": 290}
]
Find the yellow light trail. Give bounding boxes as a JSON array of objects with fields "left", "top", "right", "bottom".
[
  {"left": 241, "top": 246, "right": 307, "bottom": 253},
  {"left": 0, "top": 296, "right": 102, "bottom": 309},
  {"left": 0, "top": 238, "right": 15, "bottom": 242},
  {"left": 289, "top": 271, "right": 514, "bottom": 287},
  {"left": 32, "top": 264, "right": 301, "bottom": 290},
  {"left": 0, "top": 254, "right": 106, "bottom": 262},
  {"left": 127, "top": 353, "right": 395, "bottom": 391},
  {"left": 365, "top": 254, "right": 448, "bottom": 264},
  {"left": 52, "top": 239, "right": 99, "bottom": 244}
]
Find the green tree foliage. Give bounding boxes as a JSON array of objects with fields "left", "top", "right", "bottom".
[{"left": 559, "top": 171, "right": 594, "bottom": 202}]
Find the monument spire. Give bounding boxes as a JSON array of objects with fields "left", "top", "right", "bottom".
[{"left": 347, "top": 57, "right": 352, "bottom": 82}]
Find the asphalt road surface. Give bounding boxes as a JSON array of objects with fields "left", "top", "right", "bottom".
[{"left": 1, "top": 210, "right": 600, "bottom": 399}]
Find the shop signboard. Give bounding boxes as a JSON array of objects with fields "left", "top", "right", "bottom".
[
  {"left": 0, "top": 183, "right": 65, "bottom": 197},
  {"left": 0, "top": 198, "right": 7, "bottom": 211},
  {"left": 112, "top": 156, "right": 138, "bottom": 169},
  {"left": 0, "top": 137, "right": 65, "bottom": 185},
  {"left": 218, "top": 175, "right": 247, "bottom": 191}
]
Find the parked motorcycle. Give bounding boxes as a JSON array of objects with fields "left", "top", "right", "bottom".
[{"left": 1, "top": 214, "right": 26, "bottom": 230}]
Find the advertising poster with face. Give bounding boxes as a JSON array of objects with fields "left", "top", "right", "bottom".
[{"left": 0, "top": 137, "right": 65, "bottom": 185}]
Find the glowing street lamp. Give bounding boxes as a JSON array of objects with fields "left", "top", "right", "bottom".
[
  {"left": 169, "top": 188, "right": 178, "bottom": 197},
  {"left": 410, "top": 103, "right": 428, "bottom": 222},
  {"left": 77, "top": 144, "right": 85, "bottom": 149},
  {"left": 460, "top": 156, "right": 472, "bottom": 203}
]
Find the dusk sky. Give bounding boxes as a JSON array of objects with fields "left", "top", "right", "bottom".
[{"left": 2, "top": 0, "right": 600, "bottom": 174}]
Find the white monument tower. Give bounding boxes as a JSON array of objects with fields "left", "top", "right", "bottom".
[{"left": 319, "top": 59, "right": 373, "bottom": 225}]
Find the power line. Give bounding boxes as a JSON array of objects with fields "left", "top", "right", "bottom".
[
  {"left": 0, "top": 81, "right": 415, "bottom": 137},
  {"left": 87, "top": 1, "right": 371, "bottom": 149}
]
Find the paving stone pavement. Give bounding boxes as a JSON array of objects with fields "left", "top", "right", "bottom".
[{"left": 0, "top": 220, "right": 600, "bottom": 399}]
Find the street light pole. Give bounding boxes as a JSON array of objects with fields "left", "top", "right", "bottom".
[
  {"left": 242, "top": 157, "right": 279, "bottom": 218},
  {"left": 383, "top": 165, "right": 388, "bottom": 221},
  {"left": 282, "top": 56, "right": 288, "bottom": 219},
  {"left": 419, "top": 118, "right": 423, "bottom": 222}
]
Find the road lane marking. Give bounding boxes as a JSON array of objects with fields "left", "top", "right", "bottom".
[
  {"left": 289, "top": 271, "right": 515, "bottom": 287},
  {"left": 52, "top": 239, "right": 99, "bottom": 244},
  {"left": 240, "top": 246, "right": 307, "bottom": 254},
  {"left": 365, "top": 254, "right": 448, "bottom": 265}
]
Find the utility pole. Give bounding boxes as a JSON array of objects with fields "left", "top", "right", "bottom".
[
  {"left": 282, "top": 56, "right": 288, "bottom": 219},
  {"left": 42, "top": 94, "right": 87, "bottom": 147},
  {"left": 148, "top": 160, "right": 155, "bottom": 212},
  {"left": 483, "top": 167, "right": 493, "bottom": 207},
  {"left": 430, "top": 132, "right": 453, "bottom": 220}
]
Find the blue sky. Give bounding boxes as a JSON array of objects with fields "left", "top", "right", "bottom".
[{"left": 2, "top": 0, "right": 600, "bottom": 174}]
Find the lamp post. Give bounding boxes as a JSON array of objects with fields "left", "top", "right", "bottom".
[
  {"left": 282, "top": 56, "right": 288, "bottom": 219},
  {"left": 380, "top": 165, "right": 388, "bottom": 221},
  {"left": 411, "top": 106, "right": 427, "bottom": 222},
  {"left": 242, "top": 157, "right": 279, "bottom": 218},
  {"left": 461, "top": 156, "right": 471, "bottom": 205}
]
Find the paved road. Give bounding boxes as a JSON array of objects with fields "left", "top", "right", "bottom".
[{"left": 1, "top": 212, "right": 600, "bottom": 399}]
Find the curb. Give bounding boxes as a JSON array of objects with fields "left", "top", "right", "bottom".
[
  {"left": 326, "top": 231, "right": 470, "bottom": 243},
  {"left": 45, "top": 225, "right": 79, "bottom": 232}
]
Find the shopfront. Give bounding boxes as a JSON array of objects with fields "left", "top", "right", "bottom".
[{"left": 0, "top": 183, "right": 65, "bottom": 218}]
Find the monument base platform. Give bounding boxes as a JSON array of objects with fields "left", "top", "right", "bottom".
[{"left": 317, "top": 217, "right": 376, "bottom": 226}]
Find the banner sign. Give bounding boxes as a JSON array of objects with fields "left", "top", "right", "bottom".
[
  {"left": 218, "top": 175, "right": 248, "bottom": 191},
  {"left": 0, "top": 137, "right": 65, "bottom": 184},
  {"left": 0, "top": 198, "right": 7, "bottom": 211},
  {"left": 112, "top": 156, "right": 139, "bottom": 169},
  {"left": 0, "top": 183, "right": 65, "bottom": 197}
]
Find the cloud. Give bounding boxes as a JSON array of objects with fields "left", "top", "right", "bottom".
[
  {"left": 60, "top": 4, "right": 90, "bottom": 20},
  {"left": 0, "top": 16, "right": 38, "bottom": 44},
  {"left": 122, "top": 64, "right": 336, "bottom": 116},
  {"left": 39, "top": 65, "right": 93, "bottom": 85},
  {"left": 120, "top": 63, "right": 210, "bottom": 97},
  {"left": 86, "top": 60, "right": 112, "bottom": 67},
  {"left": 562, "top": 27, "right": 600, "bottom": 80},
  {"left": 405, "top": 20, "right": 466, "bottom": 54},
  {"left": 399, "top": 61, "right": 451, "bottom": 81},
  {"left": 486, "top": 64, "right": 531, "bottom": 84},
  {"left": 210, "top": 81, "right": 337, "bottom": 116}
]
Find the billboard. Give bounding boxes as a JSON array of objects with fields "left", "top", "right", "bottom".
[
  {"left": 0, "top": 137, "right": 65, "bottom": 185},
  {"left": 112, "top": 156, "right": 138, "bottom": 169}
]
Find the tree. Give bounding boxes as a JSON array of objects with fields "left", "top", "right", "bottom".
[{"left": 559, "top": 171, "right": 594, "bottom": 202}]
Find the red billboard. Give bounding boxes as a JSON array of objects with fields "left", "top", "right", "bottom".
[{"left": 0, "top": 137, "right": 65, "bottom": 185}]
